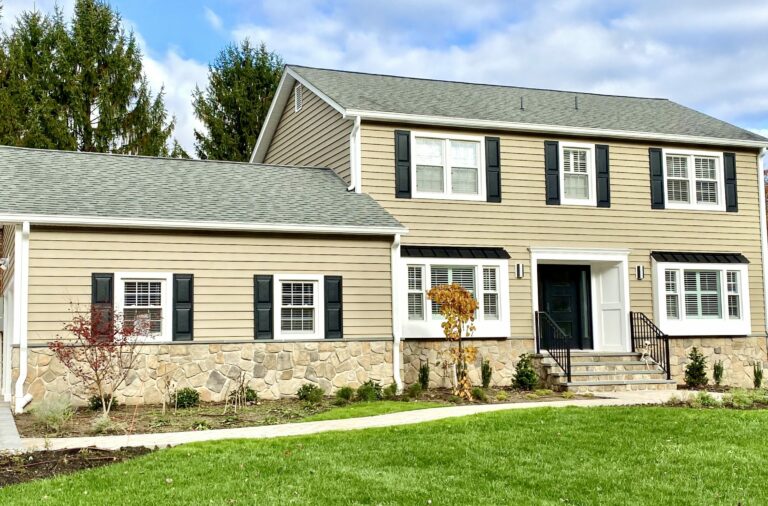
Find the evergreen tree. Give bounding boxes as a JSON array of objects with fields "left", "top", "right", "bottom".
[{"left": 193, "top": 40, "right": 282, "bottom": 161}]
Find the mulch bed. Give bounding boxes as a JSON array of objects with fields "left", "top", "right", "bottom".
[{"left": 0, "top": 446, "right": 152, "bottom": 488}]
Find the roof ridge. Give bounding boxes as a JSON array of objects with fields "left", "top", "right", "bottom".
[
  {"left": 0, "top": 145, "right": 336, "bottom": 172},
  {"left": 287, "top": 64, "right": 670, "bottom": 101}
]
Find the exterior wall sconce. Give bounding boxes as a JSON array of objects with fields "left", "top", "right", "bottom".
[
  {"left": 515, "top": 263, "right": 525, "bottom": 279},
  {"left": 635, "top": 265, "right": 645, "bottom": 280},
  {"left": 0, "top": 257, "right": 8, "bottom": 271}
]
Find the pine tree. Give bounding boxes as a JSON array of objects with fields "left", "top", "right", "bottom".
[{"left": 193, "top": 40, "right": 283, "bottom": 161}]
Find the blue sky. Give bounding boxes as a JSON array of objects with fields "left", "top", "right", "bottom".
[{"left": 2, "top": 0, "right": 768, "bottom": 155}]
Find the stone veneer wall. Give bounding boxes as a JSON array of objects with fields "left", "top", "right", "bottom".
[
  {"left": 401, "top": 339, "right": 533, "bottom": 388},
  {"left": 14, "top": 340, "right": 394, "bottom": 405},
  {"left": 668, "top": 336, "right": 767, "bottom": 388}
]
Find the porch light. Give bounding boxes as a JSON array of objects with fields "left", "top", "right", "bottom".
[
  {"left": 636, "top": 265, "right": 645, "bottom": 280},
  {"left": 515, "top": 263, "right": 525, "bottom": 279},
  {"left": 0, "top": 257, "right": 8, "bottom": 271}
]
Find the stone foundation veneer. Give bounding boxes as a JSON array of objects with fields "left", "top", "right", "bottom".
[
  {"left": 14, "top": 340, "right": 394, "bottom": 405},
  {"left": 668, "top": 336, "right": 767, "bottom": 388}
]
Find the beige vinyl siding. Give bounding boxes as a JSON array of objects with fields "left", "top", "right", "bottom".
[
  {"left": 265, "top": 85, "right": 353, "bottom": 183},
  {"left": 361, "top": 123, "right": 765, "bottom": 337},
  {"left": 26, "top": 227, "right": 392, "bottom": 344},
  {"left": 1, "top": 224, "right": 15, "bottom": 293}
]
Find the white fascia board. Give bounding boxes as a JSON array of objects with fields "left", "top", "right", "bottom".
[
  {"left": 348, "top": 109, "right": 768, "bottom": 150},
  {"left": 250, "top": 72, "right": 294, "bottom": 163},
  {"left": 0, "top": 214, "right": 408, "bottom": 236},
  {"left": 287, "top": 68, "right": 347, "bottom": 116}
]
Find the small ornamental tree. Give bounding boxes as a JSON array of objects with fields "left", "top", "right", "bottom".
[
  {"left": 427, "top": 283, "right": 478, "bottom": 400},
  {"left": 48, "top": 307, "right": 147, "bottom": 417},
  {"left": 684, "top": 347, "right": 708, "bottom": 389}
]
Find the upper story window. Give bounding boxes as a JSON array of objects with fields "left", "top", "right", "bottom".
[
  {"left": 412, "top": 132, "right": 485, "bottom": 201},
  {"left": 663, "top": 149, "right": 725, "bottom": 211},
  {"left": 559, "top": 142, "right": 596, "bottom": 206}
]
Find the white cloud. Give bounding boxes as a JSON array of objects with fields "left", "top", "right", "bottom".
[{"left": 203, "top": 7, "right": 223, "bottom": 31}]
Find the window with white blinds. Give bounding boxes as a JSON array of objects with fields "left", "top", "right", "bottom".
[
  {"left": 412, "top": 133, "right": 484, "bottom": 200},
  {"left": 559, "top": 142, "right": 596, "bottom": 205},
  {"left": 280, "top": 281, "right": 316, "bottom": 332},
  {"left": 123, "top": 280, "right": 164, "bottom": 334},
  {"left": 663, "top": 150, "right": 724, "bottom": 210},
  {"left": 408, "top": 266, "right": 425, "bottom": 320},
  {"left": 431, "top": 266, "right": 475, "bottom": 315},
  {"left": 727, "top": 270, "right": 740, "bottom": 319},
  {"left": 483, "top": 267, "right": 499, "bottom": 320},
  {"left": 683, "top": 270, "right": 721, "bottom": 318},
  {"left": 664, "top": 270, "right": 679, "bottom": 320}
]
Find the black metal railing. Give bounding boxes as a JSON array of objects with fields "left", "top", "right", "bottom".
[
  {"left": 535, "top": 311, "right": 572, "bottom": 382},
  {"left": 629, "top": 311, "right": 671, "bottom": 380}
]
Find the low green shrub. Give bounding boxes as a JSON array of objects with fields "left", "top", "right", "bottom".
[
  {"left": 513, "top": 354, "right": 539, "bottom": 391},
  {"left": 691, "top": 391, "right": 720, "bottom": 408},
  {"left": 418, "top": 363, "right": 430, "bottom": 390},
  {"left": 495, "top": 391, "right": 509, "bottom": 402},
  {"left": 31, "top": 397, "right": 74, "bottom": 433},
  {"left": 481, "top": 359, "right": 492, "bottom": 389},
  {"left": 754, "top": 364, "right": 764, "bottom": 389},
  {"left": 175, "top": 388, "right": 200, "bottom": 409},
  {"left": 406, "top": 383, "right": 423, "bottom": 399},
  {"left": 561, "top": 391, "right": 575, "bottom": 399},
  {"left": 90, "top": 413, "right": 121, "bottom": 435},
  {"left": 534, "top": 389, "right": 554, "bottom": 397},
  {"left": 724, "top": 389, "right": 754, "bottom": 409},
  {"left": 382, "top": 383, "right": 398, "bottom": 400},
  {"left": 191, "top": 420, "right": 211, "bottom": 431},
  {"left": 524, "top": 393, "right": 538, "bottom": 400},
  {"left": 356, "top": 380, "right": 383, "bottom": 402},
  {"left": 713, "top": 360, "right": 724, "bottom": 387},
  {"left": 448, "top": 395, "right": 462, "bottom": 404},
  {"left": 87, "top": 394, "right": 118, "bottom": 412},
  {"left": 228, "top": 386, "right": 257, "bottom": 404},
  {"left": 297, "top": 384, "right": 325, "bottom": 404},
  {"left": 335, "top": 386, "right": 355, "bottom": 402},
  {"left": 684, "top": 347, "right": 708, "bottom": 388},
  {"left": 471, "top": 387, "right": 487, "bottom": 402}
]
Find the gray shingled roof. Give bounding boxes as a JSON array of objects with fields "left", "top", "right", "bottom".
[
  {"left": 0, "top": 146, "right": 404, "bottom": 232},
  {"left": 290, "top": 65, "right": 766, "bottom": 143}
]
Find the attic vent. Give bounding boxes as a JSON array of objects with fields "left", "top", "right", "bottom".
[{"left": 294, "top": 83, "right": 303, "bottom": 112}]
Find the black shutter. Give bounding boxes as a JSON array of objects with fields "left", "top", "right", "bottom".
[
  {"left": 544, "top": 141, "right": 560, "bottom": 205},
  {"left": 324, "top": 276, "right": 343, "bottom": 339},
  {"left": 649, "top": 147, "right": 665, "bottom": 209},
  {"left": 595, "top": 144, "right": 610, "bottom": 208},
  {"left": 173, "top": 274, "right": 194, "bottom": 341},
  {"left": 394, "top": 130, "right": 411, "bottom": 198},
  {"left": 254, "top": 275, "right": 273, "bottom": 339},
  {"left": 91, "top": 273, "right": 113, "bottom": 337},
  {"left": 485, "top": 137, "right": 501, "bottom": 203},
  {"left": 724, "top": 152, "right": 738, "bottom": 212}
]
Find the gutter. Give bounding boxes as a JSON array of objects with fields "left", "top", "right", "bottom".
[
  {"left": 347, "top": 115, "right": 361, "bottom": 193},
  {"left": 14, "top": 221, "right": 30, "bottom": 413},
  {"left": 390, "top": 234, "right": 403, "bottom": 393}
]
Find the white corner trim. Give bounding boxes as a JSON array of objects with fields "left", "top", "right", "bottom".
[
  {"left": 0, "top": 213, "right": 408, "bottom": 237},
  {"left": 346, "top": 109, "right": 768, "bottom": 149},
  {"left": 250, "top": 71, "right": 293, "bottom": 164},
  {"left": 758, "top": 148, "right": 768, "bottom": 333},
  {"left": 391, "top": 234, "right": 403, "bottom": 392},
  {"left": 114, "top": 272, "right": 174, "bottom": 342},
  {"left": 348, "top": 115, "right": 361, "bottom": 193},
  {"left": 13, "top": 222, "right": 29, "bottom": 413}
]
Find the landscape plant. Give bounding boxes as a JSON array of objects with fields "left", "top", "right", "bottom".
[
  {"left": 382, "top": 383, "right": 398, "bottom": 400},
  {"left": 88, "top": 394, "right": 118, "bottom": 412},
  {"left": 512, "top": 353, "right": 539, "bottom": 391},
  {"left": 297, "top": 384, "right": 325, "bottom": 404},
  {"left": 418, "top": 362, "right": 430, "bottom": 390},
  {"left": 713, "top": 360, "right": 724, "bottom": 387},
  {"left": 427, "top": 283, "right": 478, "bottom": 400},
  {"left": 30, "top": 397, "right": 74, "bottom": 434},
  {"left": 754, "top": 364, "right": 764, "bottom": 389},
  {"left": 481, "top": 359, "right": 492, "bottom": 388},
  {"left": 48, "top": 306, "right": 147, "bottom": 418},
  {"left": 175, "top": 388, "right": 200, "bottom": 409},
  {"left": 684, "top": 347, "right": 708, "bottom": 388},
  {"left": 336, "top": 386, "right": 355, "bottom": 403},
  {"left": 471, "top": 387, "right": 487, "bottom": 402},
  {"left": 356, "top": 381, "right": 383, "bottom": 402},
  {"left": 406, "top": 383, "right": 423, "bottom": 399}
]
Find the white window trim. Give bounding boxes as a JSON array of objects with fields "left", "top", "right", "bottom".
[
  {"left": 114, "top": 272, "right": 173, "bottom": 342},
  {"left": 410, "top": 131, "right": 487, "bottom": 201},
  {"left": 662, "top": 148, "right": 726, "bottom": 211},
  {"left": 273, "top": 274, "right": 325, "bottom": 340},
  {"left": 652, "top": 261, "right": 750, "bottom": 336},
  {"left": 401, "top": 258, "right": 509, "bottom": 339},
  {"left": 559, "top": 141, "right": 597, "bottom": 206}
]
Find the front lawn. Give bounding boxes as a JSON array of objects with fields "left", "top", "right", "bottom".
[{"left": 3, "top": 406, "right": 767, "bottom": 504}]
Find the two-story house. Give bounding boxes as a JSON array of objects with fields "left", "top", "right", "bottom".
[{"left": 2, "top": 65, "right": 767, "bottom": 411}]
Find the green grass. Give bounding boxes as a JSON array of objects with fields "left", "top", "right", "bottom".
[
  {"left": 300, "top": 400, "right": 448, "bottom": 421},
  {"left": 3, "top": 407, "right": 768, "bottom": 504}
]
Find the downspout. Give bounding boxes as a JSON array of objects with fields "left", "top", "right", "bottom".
[
  {"left": 758, "top": 148, "right": 768, "bottom": 364},
  {"left": 14, "top": 221, "right": 31, "bottom": 413},
  {"left": 347, "top": 115, "right": 361, "bottom": 193},
  {"left": 391, "top": 233, "right": 403, "bottom": 393}
]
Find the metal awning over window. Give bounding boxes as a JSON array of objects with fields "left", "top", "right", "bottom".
[
  {"left": 401, "top": 245, "right": 510, "bottom": 259},
  {"left": 650, "top": 251, "right": 749, "bottom": 264}
]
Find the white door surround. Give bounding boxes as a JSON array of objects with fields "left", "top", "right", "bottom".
[{"left": 530, "top": 248, "right": 631, "bottom": 352}]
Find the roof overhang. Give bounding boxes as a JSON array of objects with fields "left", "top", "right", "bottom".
[
  {"left": 0, "top": 213, "right": 407, "bottom": 236},
  {"left": 650, "top": 251, "right": 749, "bottom": 264},
  {"left": 346, "top": 109, "right": 768, "bottom": 150}
]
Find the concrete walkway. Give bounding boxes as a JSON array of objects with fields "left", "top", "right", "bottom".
[
  {"left": 0, "top": 403, "right": 23, "bottom": 452},
  {"left": 21, "top": 390, "right": 694, "bottom": 452}
]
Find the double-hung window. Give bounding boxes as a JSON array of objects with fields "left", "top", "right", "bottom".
[
  {"left": 412, "top": 133, "right": 485, "bottom": 200},
  {"left": 559, "top": 142, "right": 596, "bottom": 206},
  {"left": 114, "top": 272, "right": 173, "bottom": 341},
  {"left": 403, "top": 260, "right": 509, "bottom": 338},
  {"left": 274, "top": 274, "right": 324, "bottom": 340},
  {"left": 663, "top": 150, "right": 725, "bottom": 211},
  {"left": 654, "top": 262, "right": 749, "bottom": 335}
]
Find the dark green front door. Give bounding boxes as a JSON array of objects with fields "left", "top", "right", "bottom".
[{"left": 538, "top": 265, "right": 593, "bottom": 349}]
